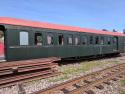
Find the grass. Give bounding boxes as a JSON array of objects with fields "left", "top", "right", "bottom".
[
  {"left": 48, "top": 59, "right": 118, "bottom": 82},
  {"left": 61, "top": 61, "right": 102, "bottom": 74},
  {"left": 121, "top": 79, "right": 125, "bottom": 85},
  {"left": 121, "top": 93, "right": 125, "bottom": 94},
  {"left": 120, "top": 79, "right": 125, "bottom": 94}
]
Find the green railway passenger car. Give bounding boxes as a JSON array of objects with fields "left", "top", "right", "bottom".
[{"left": 0, "top": 17, "right": 125, "bottom": 61}]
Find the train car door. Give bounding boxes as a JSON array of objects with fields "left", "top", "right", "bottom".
[
  {"left": 113, "top": 36, "right": 118, "bottom": 51},
  {"left": 0, "top": 29, "right": 5, "bottom": 61}
]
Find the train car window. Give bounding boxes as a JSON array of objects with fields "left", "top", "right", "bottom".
[
  {"left": 82, "top": 36, "right": 87, "bottom": 45},
  {"left": 20, "top": 32, "right": 29, "bottom": 45},
  {"left": 58, "top": 35, "right": 64, "bottom": 45},
  {"left": 47, "top": 34, "right": 53, "bottom": 45},
  {"left": 68, "top": 35, "right": 73, "bottom": 45},
  {"left": 89, "top": 36, "right": 93, "bottom": 44},
  {"left": 107, "top": 37, "right": 111, "bottom": 45},
  {"left": 113, "top": 37, "right": 117, "bottom": 44},
  {"left": 35, "top": 33, "right": 42, "bottom": 46},
  {"left": 95, "top": 36, "right": 99, "bottom": 44},
  {"left": 0, "top": 30, "right": 4, "bottom": 59},
  {"left": 75, "top": 36, "right": 80, "bottom": 45},
  {"left": 0, "top": 30, "right": 4, "bottom": 43},
  {"left": 100, "top": 36, "right": 104, "bottom": 45}
]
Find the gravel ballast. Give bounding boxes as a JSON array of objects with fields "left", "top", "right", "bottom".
[{"left": 1, "top": 55, "right": 125, "bottom": 94}]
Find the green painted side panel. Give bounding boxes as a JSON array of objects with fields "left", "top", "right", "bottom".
[{"left": 4, "top": 27, "right": 125, "bottom": 61}]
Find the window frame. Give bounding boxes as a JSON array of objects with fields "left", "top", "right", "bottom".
[
  {"left": 107, "top": 37, "right": 111, "bottom": 45},
  {"left": 89, "top": 36, "right": 93, "bottom": 45},
  {"left": 95, "top": 36, "right": 100, "bottom": 45},
  {"left": 113, "top": 36, "right": 118, "bottom": 44},
  {"left": 0, "top": 30, "right": 4, "bottom": 43},
  {"left": 67, "top": 34, "right": 73, "bottom": 45},
  {"left": 47, "top": 33, "right": 54, "bottom": 45},
  {"left": 19, "top": 31, "right": 29, "bottom": 46},
  {"left": 34, "top": 32, "right": 43, "bottom": 46},
  {"left": 100, "top": 36, "right": 105, "bottom": 45},
  {"left": 81, "top": 36, "right": 88, "bottom": 45},
  {"left": 74, "top": 35, "right": 80, "bottom": 45},
  {"left": 58, "top": 34, "right": 64, "bottom": 45}
]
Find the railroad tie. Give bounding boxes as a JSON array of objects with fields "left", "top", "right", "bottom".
[
  {"left": 95, "top": 84, "right": 104, "bottom": 90},
  {"left": 61, "top": 88, "right": 70, "bottom": 93},
  {"left": 18, "top": 84, "right": 26, "bottom": 94},
  {"left": 103, "top": 81, "right": 111, "bottom": 85},
  {"left": 85, "top": 90, "right": 95, "bottom": 94}
]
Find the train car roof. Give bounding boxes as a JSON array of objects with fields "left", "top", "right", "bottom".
[{"left": 0, "top": 17, "right": 125, "bottom": 36}]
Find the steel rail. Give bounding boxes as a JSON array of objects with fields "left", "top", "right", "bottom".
[
  {"left": 0, "top": 57, "right": 60, "bottom": 88},
  {"left": 34, "top": 63, "right": 125, "bottom": 94}
]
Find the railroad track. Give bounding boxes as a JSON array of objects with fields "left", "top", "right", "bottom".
[
  {"left": 0, "top": 57, "right": 60, "bottom": 88},
  {"left": 0, "top": 69, "right": 61, "bottom": 89},
  {"left": 33, "top": 63, "right": 125, "bottom": 94},
  {"left": 0, "top": 57, "right": 60, "bottom": 75}
]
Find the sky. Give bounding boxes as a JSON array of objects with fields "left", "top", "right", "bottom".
[{"left": 0, "top": 0, "right": 125, "bottom": 32}]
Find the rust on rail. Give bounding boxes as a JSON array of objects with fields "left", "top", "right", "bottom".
[
  {"left": 33, "top": 63, "right": 125, "bottom": 94},
  {"left": 0, "top": 57, "right": 61, "bottom": 88}
]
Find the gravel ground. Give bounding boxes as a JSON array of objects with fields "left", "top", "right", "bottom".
[
  {"left": 0, "top": 55, "right": 125, "bottom": 94},
  {"left": 92, "top": 81, "right": 120, "bottom": 94}
]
